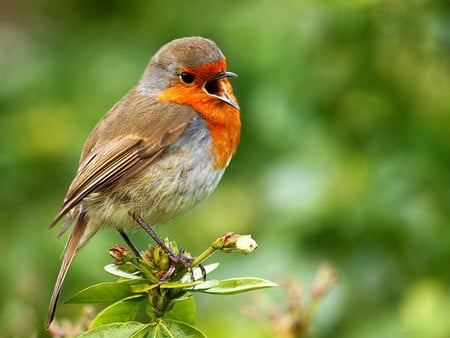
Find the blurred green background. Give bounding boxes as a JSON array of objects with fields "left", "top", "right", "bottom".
[{"left": 1, "top": 0, "right": 449, "bottom": 337}]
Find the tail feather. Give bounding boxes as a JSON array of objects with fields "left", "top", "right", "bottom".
[{"left": 46, "top": 213, "right": 87, "bottom": 329}]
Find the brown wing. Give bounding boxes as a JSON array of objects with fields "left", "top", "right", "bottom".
[{"left": 49, "top": 89, "right": 196, "bottom": 231}]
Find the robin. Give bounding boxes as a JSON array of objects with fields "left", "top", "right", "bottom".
[{"left": 46, "top": 36, "right": 241, "bottom": 328}]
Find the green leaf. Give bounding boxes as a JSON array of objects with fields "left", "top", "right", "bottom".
[
  {"left": 79, "top": 321, "right": 149, "bottom": 338},
  {"left": 164, "top": 294, "right": 196, "bottom": 325},
  {"left": 90, "top": 296, "right": 145, "bottom": 328},
  {"left": 180, "top": 263, "right": 220, "bottom": 282},
  {"left": 159, "top": 280, "right": 203, "bottom": 289},
  {"left": 65, "top": 279, "right": 150, "bottom": 304},
  {"left": 131, "top": 283, "right": 159, "bottom": 293},
  {"left": 188, "top": 280, "right": 220, "bottom": 291},
  {"left": 104, "top": 263, "right": 142, "bottom": 279},
  {"left": 148, "top": 319, "right": 206, "bottom": 338},
  {"left": 193, "top": 277, "right": 278, "bottom": 295}
]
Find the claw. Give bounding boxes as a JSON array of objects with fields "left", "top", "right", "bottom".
[{"left": 199, "top": 263, "right": 207, "bottom": 282}]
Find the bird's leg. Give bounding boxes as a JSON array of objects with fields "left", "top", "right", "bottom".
[
  {"left": 130, "top": 213, "right": 194, "bottom": 281},
  {"left": 130, "top": 213, "right": 177, "bottom": 259},
  {"left": 118, "top": 229, "right": 141, "bottom": 259}
]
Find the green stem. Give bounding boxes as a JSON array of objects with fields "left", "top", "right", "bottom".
[
  {"left": 191, "top": 245, "right": 217, "bottom": 267},
  {"left": 190, "top": 232, "right": 234, "bottom": 267},
  {"left": 131, "top": 257, "right": 159, "bottom": 284},
  {"left": 305, "top": 297, "right": 320, "bottom": 324}
]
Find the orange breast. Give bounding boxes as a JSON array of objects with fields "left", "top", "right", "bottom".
[{"left": 157, "top": 78, "right": 241, "bottom": 170}]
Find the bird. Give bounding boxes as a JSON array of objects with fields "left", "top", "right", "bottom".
[{"left": 46, "top": 36, "right": 241, "bottom": 329}]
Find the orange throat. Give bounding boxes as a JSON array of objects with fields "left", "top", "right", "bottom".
[{"left": 157, "top": 80, "right": 241, "bottom": 169}]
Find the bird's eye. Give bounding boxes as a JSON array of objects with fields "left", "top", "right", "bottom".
[{"left": 180, "top": 72, "right": 195, "bottom": 84}]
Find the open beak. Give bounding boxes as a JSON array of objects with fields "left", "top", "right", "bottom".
[
  {"left": 204, "top": 71, "right": 240, "bottom": 110},
  {"left": 211, "top": 71, "right": 238, "bottom": 81}
]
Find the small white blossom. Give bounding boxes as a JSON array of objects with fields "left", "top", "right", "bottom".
[{"left": 236, "top": 235, "right": 258, "bottom": 254}]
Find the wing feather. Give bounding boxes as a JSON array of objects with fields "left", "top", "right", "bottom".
[{"left": 49, "top": 93, "right": 196, "bottom": 231}]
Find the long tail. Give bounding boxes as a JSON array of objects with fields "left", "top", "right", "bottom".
[{"left": 46, "top": 213, "right": 87, "bottom": 329}]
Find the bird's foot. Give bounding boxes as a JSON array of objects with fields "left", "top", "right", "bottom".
[
  {"left": 160, "top": 249, "right": 195, "bottom": 282},
  {"left": 130, "top": 213, "right": 206, "bottom": 282}
]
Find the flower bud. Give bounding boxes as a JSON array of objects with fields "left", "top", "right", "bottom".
[
  {"left": 158, "top": 251, "right": 170, "bottom": 272},
  {"left": 211, "top": 232, "right": 234, "bottom": 250},
  {"left": 312, "top": 264, "right": 339, "bottom": 299},
  {"left": 235, "top": 235, "right": 258, "bottom": 254},
  {"left": 108, "top": 244, "right": 133, "bottom": 264},
  {"left": 141, "top": 248, "right": 156, "bottom": 269},
  {"left": 214, "top": 233, "right": 258, "bottom": 254},
  {"left": 153, "top": 246, "right": 170, "bottom": 271}
]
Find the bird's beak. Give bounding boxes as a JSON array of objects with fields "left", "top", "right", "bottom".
[
  {"left": 204, "top": 71, "right": 240, "bottom": 110},
  {"left": 212, "top": 71, "right": 238, "bottom": 81}
]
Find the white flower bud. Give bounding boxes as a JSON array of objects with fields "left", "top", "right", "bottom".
[{"left": 235, "top": 235, "right": 258, "bottom": 254}]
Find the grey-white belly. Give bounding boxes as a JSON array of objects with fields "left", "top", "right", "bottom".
[{"left": 84, "top": 116, "right": 225, "bottom": 229}]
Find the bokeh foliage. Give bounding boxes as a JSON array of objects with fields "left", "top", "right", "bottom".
[{"left": 0, "top": 0, "right": 449, "bottom": 337}]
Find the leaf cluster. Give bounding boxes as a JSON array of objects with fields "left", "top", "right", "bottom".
[{"left": 65, "top": 236, "right": 275, "bottom": 337}]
